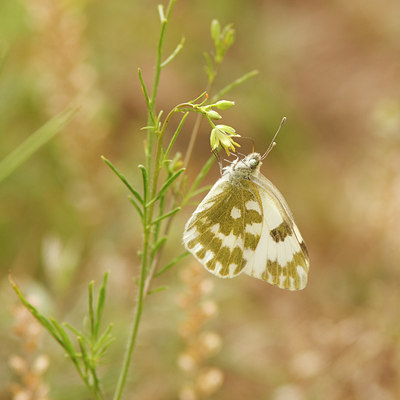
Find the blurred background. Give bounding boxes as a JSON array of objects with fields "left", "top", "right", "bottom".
[{"left": 1, "top": 0, "right": 400, "bottom": 399}]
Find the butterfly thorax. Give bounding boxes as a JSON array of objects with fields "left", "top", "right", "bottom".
[{"left": 223, "top": 152, "right": 262, "bottom": 182}]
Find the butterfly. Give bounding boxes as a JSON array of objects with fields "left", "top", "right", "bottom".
[{"left": 183, "top": 118, "right": 309, "bottom": 290}]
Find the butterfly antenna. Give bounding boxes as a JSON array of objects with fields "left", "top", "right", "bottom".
[{"left": 261, "top": 117, "right": 286, "bottom": 160}]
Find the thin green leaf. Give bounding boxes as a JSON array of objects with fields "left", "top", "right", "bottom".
[
  {"left": 151, "top": 206, "right": 181, "bottom": 225},
  {"left": 50, "top": 318, "right": 78, "bottom": 359},
  {"left": 64, "top": 323, "right": 86, "bottom": 342},
  {"left": 151, "top": 236, "right": 167, "bottom": 257},
  {"left": 88, "top": 281, "right": 95, "bottom": 337},
  {"left": 189, "top": 91, "right": 208, "bottom": 104},
  {"left": 140, "top": 125, "right": 157, "bottom": 131},
  {"left": 138, "top": 164, "right": 149, "bottom": 204},
  {"left": 97, "top": 338, "right": 116, "bottom": 359},
  {"left": 153, "top": 189, "right": 166, "bottom": 244},
  {"left": 9, "top": 275, "right": 64, "bottom": 345},
  {"left": 96, "top": 337, "right": 116, "bottom": 360},
  {"left": 101, "top": 156, "right": 144, "bottom": 204},
  {"left": 146, "top": 168, "right": 185, "bottom": 207},
  {"left": 203, "top": 52, "right": 215, "bottom": 81},
  {"left": 138, "top": 68, "right": 156, "bottom": 126},
  {"left": 188, "top": 154, "right": 215, "bottom": 194},
  {"left": 210, "top": 70, "right": 259, "bottom": 102},
  {"left": 0, "top": 105, "right": 77, "bottom": 184},
  {"left": 148, "top": 286, "right": 168, "bottom": 295},
  {"left": 95, "top": 272, "right": 109, "bottom": 338},
  {"left": 155, "top": 251, "right": 189, "bottom": 277},
  {"left": 93, "top": 323, "right": 114, "bottom": 354},
  {"left": 77, "top": 336, "right": 90, "bottom": 370},
  {"left": 156, "top": 110, "right": 164, "bottom": 129},
  {"left": 128, "top": 196, "right": 144, "bottom": 219},
  {"left": 161, "top": 36, "right": 185, "bottom": 68},
  {"left": 158, "top": 4, "right": 166, "bottom": 23},
  {"left": 185, "top": 184, "right": 212, "bottom": 201},
  {"left": 164, "top": 112, "right": 189, "bottom": 160}
]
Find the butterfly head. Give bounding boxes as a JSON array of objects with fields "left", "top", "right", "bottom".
[
  {"left": 237, "top": 152, "right": 262, "bottom": 171},
  {"left": 224, "top": 152, "right": 262, "bottom": 180}
]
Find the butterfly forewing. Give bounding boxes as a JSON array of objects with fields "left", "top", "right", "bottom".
[{"left": 183, "top": 176, "right": 264, "bottom": 278}]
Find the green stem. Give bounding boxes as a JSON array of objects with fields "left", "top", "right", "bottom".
[
  {"left": 183, "top": 80, "right": 213, "bottom": 170},
  {"left": 150, "top": 0, "right": 177, "bottom": 108},
  {"left": 90, "top": 368, "right": 105, "bottom": 400},
  {"left": 113, "top": 205, "right": 150, "bottom": 400},
  {"left": 113, "top": 2, "right": 177, "bottom": 399},
  {"left": 142, "top": 78, "right": 216, "bottom": 297},
  {"left": 112, "top": 285, "right": 146, "bottom": 400},
  {"left": 146, "top": 0, "right": 177, "bottom": 213}
]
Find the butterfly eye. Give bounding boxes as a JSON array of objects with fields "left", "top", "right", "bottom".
[{"left": 249, "top": 158, "right": 258, "bottom": 168}]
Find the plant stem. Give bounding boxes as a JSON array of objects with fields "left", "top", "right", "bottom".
[
  {"left": 151, "top": 0, "right": 177, "bottom": 108},
  {"left": 113, "top": 201, "right": 150, "bottom": 400},
  {"left": 143, "top": 80, "right": 215, "bottom": 291},
  {"left": 146, "top": 0, "right": 177, "bottom": 186},
  {"left": 113, "top": 2, "right": 177, "bottom": 399},
  {"left": 112, "top": 275, "right": 146, "bottom": 400}
]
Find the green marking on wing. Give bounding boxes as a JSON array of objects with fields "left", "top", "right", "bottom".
[
  {"left": 262, "top": 250, "right": 308, "bottom": 290},
  {"left": 187, "top": 180, "right": 263, "bottom": 276},
  {"left": 270, "top": 221, "right": 293, "bottom": 243}
]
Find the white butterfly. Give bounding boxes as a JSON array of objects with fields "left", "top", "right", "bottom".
[{"left": 183, "top": 119, "right": 309, "bottom": 290}]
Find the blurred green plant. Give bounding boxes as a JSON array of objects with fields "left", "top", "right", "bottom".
[
  {"left": 0, "top": 106, "right": 77, "bottom": 184},
  {"left": 10, "top": 272, "right": 112, "bottom": 400},
  {"left": 10, "top": 0, "right": 258, "bottom": 399}
]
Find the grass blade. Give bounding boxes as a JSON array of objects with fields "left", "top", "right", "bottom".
[{"left": 0, "top": 106, "right": 77, "bottom": 184}]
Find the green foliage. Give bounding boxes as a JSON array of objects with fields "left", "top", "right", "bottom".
[
  {"left": 10, "top": 272, "right": 113, "bottom": 400},
  {"left": 10, "top": 1, "right": 258, "bottom": 399},
  {"left": 206, "top": 20, "right": 235, "bottom": 82},
  {"left": 0, "top": 106, "right": 77, "bottom": 184}
]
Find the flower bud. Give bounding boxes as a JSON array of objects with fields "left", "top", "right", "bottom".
[
  {"left": 210, "top": 20, "right": 221, "bottom": 42},
  {"left": 206, "top": 110, "right": 222, "bottom": 120},
  {"left": 223, "top": 28, "right": 235, "bottom": 48},
  {"left": 213, "top": 100, "right": 235, "bottom": 110}
]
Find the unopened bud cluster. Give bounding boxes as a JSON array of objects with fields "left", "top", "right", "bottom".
[
  {"left": 9, "top": 302, "right": 50, "bottom": 400},
  {"left": 177, "top": 264, "right": 223, "bottom": 399}
]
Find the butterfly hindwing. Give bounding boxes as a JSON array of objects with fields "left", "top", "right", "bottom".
[{"left": 244, "top": 171, "right": 309, "bottom": 290}]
